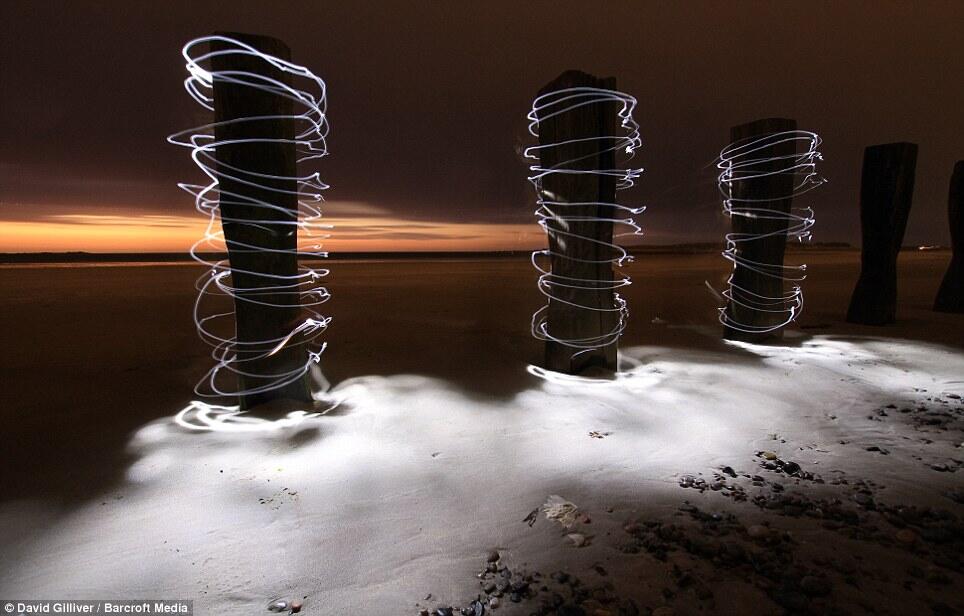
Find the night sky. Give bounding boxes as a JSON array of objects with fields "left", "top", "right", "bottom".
[{"left": 1, "top": 1, "right": 962, "bottom": 251}]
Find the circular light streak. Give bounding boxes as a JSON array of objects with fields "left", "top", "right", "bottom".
[
  {"left": 717, "top": 130, "right": 825, "bottom": 334},
  {"left": 168, "top": 35, "right": 331, "bottom": 399},
  {"left": 524, "top": 87, "right": 645, "bottom": 357}
]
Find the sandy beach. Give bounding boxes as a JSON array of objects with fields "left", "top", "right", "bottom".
[{"left": 0, "top": 250, "right": 961, "bottom": 615}]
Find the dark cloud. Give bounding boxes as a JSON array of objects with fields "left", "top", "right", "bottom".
[{"left": 1, "top": 1, "right": 961, "bottom": 245}]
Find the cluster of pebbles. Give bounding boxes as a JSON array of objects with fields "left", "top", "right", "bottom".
[
  {"left": 863, "top": 393, "right": 964, "bottom": 473},
  {"left": 670, "top": 447, "right": 962, "bottom": 612},
  {"left": 414, "top": 394, "right": 962, "bottom": 615},
  {"left": 621, "top": 504, "right": 833, "bottom": 613},
  {"left": 416, "top": 550, "right": 639, "bottom": 616}
]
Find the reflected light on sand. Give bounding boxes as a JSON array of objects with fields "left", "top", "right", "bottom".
[
  {"left": 174, "top": 400, "right": 321, "bottom": 432},
  {"left": 526, "top": 353, "right": 664, "bottom": 392}
]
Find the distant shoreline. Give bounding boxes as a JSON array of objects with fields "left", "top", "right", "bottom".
[{"left": 0, "top": 243, "right": 871, "bottom": 264}]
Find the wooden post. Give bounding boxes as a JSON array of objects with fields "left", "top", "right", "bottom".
[
  {"left": 538, "top": 70, "right": 618, "bottom": 373},
  {"left": 934, "top": 161, "right": 964, "bottom": 313},
  {"left": 722, "top": 118, "right": 797, "bottom": 343},
  {"left": 846, "top": 143, "right": 918, "bottom": 325},
  {"left": 211, "top": 32, "right": 313, "bottom": 408}
]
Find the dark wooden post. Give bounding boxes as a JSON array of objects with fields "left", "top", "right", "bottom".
[
  {"left": 722, "top": 118, "right": 797, "bottom": 343},
  {"left": 538, "top": 70, "right": 618, "bottom": 373},
  {"left": 934, "top": 161, "right": 964, "bottom": 313},
  {"left": 211, "top": 32, "right": 313, "bottom": 408},
  {"left": 846, "top": 143, "right": 918, "bottom": 325}
]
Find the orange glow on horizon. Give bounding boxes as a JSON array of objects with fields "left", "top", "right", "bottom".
[{"left": 1, "top": 214, "right": 547, "bottom": 253}]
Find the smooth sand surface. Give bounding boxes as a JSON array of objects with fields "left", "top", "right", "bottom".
[{"left": 0, "top": 251, "right": 961, "bottom": 614}]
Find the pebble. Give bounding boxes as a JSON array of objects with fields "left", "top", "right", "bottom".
[
  {"left": 488, "top": 597, "right": 500, "bottom": 609},
  {"left": 762, "top": 451, "right": 778, "bottom": 460},
  {"left": 747, "top": 524, "right": 770, "bottom": 540},
  {"left": 485, "top": 550, "right": 500, "bottom": 563},
  {"left": 800, "top": 575, "right": 831, "bottom": 596},
  {"left": 567, "top": 532, "right": 588, "bottom": 547},
  {"left": 896, "top": 528, "right": 918, "bottom": 545}
]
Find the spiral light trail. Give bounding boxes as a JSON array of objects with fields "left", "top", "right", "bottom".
[
  {"left": 717, "top": 130, "right": 825, "bottom": 334},
  {"left": 525, "top": 87, "right": 645, "bottom": 357},
  {"left": 168, "top": 35, "right": 331, "bottom": 414}
]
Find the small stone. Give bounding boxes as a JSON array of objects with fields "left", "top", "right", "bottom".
[
  {"left": 267, "top": 600, "right": 288, "bottom": 613},
  {"left": 782, "top": 461, "right": 801, "bottom": 475},
  {"left": 762, "top": 451, "right": 777, "bottom": 460},
  {"left": 436, "top": 608, "right": 454, "bottom": 616},
  {"left": 800, "top": 576, "right": 831, "bottom": 596},
  {"left": 854, "top": 493, "right": 874, "bottom": 507},
  {"left": 488, "top": 597, "right": 500, "bottom": 609},
  {"left": 896, "top": 529, "right": 917, "bottom": 545},
  {"left": 289, "top": 601, "right": 302, "bottom": 614},
  {"left": 485, "top": 550, "right": 500, "bottom": 563},
  {"left": 567, "top": 532, "right": 588, "bottom": 547},
  {"left": 721, "top": 466, "right": 737, "bottom": 478},
  {"left": 747, "top": 525, "right": 770, "bottom": 540}
]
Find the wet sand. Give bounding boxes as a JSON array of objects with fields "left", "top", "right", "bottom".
[{"left": 0, "top": 250, "right": 961, "bottom": 615}]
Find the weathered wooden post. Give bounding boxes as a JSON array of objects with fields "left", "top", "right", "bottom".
[
  {"left": 934, "top": 161, "right": 964, "bottom": 313},
  {"left": 846, "top": 143, "right": 918, "bottom": 325},
  {"left": 535, "top": 70, "right": 620, "bottom": 374},
  {"left": 211, "top": 32, "right": 313, "bottom": 408},
  {"left": 721, "top": 118, "right": 798, "bottom": 343}
]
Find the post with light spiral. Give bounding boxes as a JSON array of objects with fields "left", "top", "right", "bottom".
[
  {"left": 719, "top": 118, "right": 825, "bottom": 342},
  {"left": 169, "top": 32, "right": 331, "bottom": 411},
  {"left": 526, "top": 70, "right": 644, "bottom": 374}
]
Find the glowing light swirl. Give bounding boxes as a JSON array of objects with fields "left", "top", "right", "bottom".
[
  {"left": 168, "top": 35, "right": 331, "bottom": 399},
  {"left": 525, "top": 87, "right": 645, "bottom": 356},
  {"left": 717, "top": 130, "right": 825, "bottom": 334}
]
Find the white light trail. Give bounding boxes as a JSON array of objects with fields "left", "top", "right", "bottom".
[
  {"left": 717, "top": 130, "right": 825, "bottom": 334},
  {"left": 524, "top": 87, "right": 645, "bottom": 357},
  {"left": 168, "top": 35, "right": 331, "bottom": 403}
]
